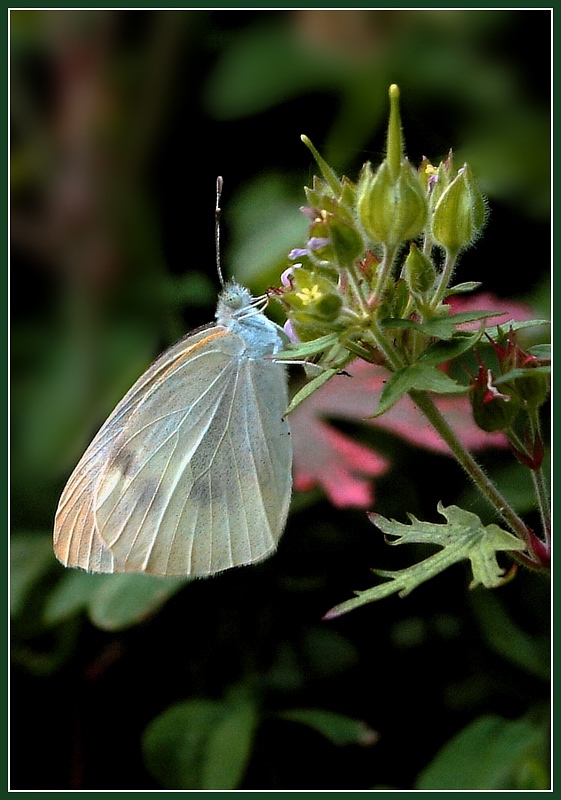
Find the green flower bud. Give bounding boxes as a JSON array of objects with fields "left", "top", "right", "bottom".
[
  {"left": 513, "top": 370, "right": 550, "bottom": 412},
  {"left": 324, "top": 212, "right": 364, "bottom": 266},
  {"left": 356, "top": 85, "right": 427, "bottom": 248},
  {"left": 404, "top": 243, "right": 437, "bottom": 296},
  {"left": 469, "top": 360, "right": 520, "bottom": 433},
  {"left": 356, "top": 159, "right": 428, "bottom": 247},
  {"left": 431, "top": 164, "right": 487, "bottom": 254},
  {"left": 472, "top": 393, "right": 520, "bottom": 433}
]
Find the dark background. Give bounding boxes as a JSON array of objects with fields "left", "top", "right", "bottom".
[{"left": 10, "top": 10, "right": 551, "bottom": 790}]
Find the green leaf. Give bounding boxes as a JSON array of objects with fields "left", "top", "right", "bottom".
[
  {"left": 375, "top": 363, "right": 465, "bottom": 416},
  {"left": 45, "top": 572, "right": 188, "bottom": 631},
  {"left": 527, "top": 343, "right": 551, "bottom": 360},
  {"left": 301, "top": 626, "right": 359, "bottom": 676},
  {"left": 44, "top": 571, "right": 107, "bottom": 625},
  {"left": 382, "top": 310, "right": 504, "bottom": 340},
  {"left": 278, "top": 708, "right": 377, "bottom": 747},
  {"left": 415, "top": 714, "right": 550, "bottom": 789},
  {"left": 143, "top": 699, "right": 224, "bottom": 789},
  {"left": 204, "top": 22, "right": 345, "bottom": 120},
  {"left": 484, "top": 318, "right": 550, "bottom": 339},
  {"left": 419, "top": 329, "right": 484, "bottom": 367},
  {"left": 469, "top": 590, "right": 550, "bottom": 681},
  {"left": 87, "top": 573, "right": 188, "bottom": 631},
  {"left": 202, "top": 700, "right": 259, "bottom": 789},
  {"left": 324, "top": 504, "right": 525, "bottom": 618},
  {"left": 10, "top": 532, "right": 57, "bottom": 617},
  {"left": 142, "top": 698, "right": 259, "bottom": 790},
  {"left": 493, "top": 365, "right": 550, "bottom": 385}
]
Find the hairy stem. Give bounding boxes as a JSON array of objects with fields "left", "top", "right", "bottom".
[{"left": 409, "top": 389, "right": 533, "bottom": 547}]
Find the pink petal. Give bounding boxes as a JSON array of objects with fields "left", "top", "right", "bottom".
[
  {"left": 291, "top": 417, "right": 389, "bottom": 509},
  {"left": 289, "top": 292, "right": 534, "bottom": 508}
]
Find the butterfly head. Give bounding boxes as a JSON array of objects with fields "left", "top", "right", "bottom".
[{"left": 216, "top": 280, "right": 266, "bottom": 325}]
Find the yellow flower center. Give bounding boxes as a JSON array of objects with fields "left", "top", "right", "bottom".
[{"left": 295, "top": 285, "right": 322, "bottom": 305}]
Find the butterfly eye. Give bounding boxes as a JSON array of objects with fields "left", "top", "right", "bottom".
[{"left": 223, "top": 289, "right": 244, "bottom": 310}]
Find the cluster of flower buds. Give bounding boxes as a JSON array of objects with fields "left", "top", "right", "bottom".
[
  {"left": 277, "top": 84, "right": 488, "bottom": 352},
  {"left": 469, "top": 327, "right": 550, "bottom": 468},
  {"left": 276, "top": 82, "right": 550, "bottom": 576}
]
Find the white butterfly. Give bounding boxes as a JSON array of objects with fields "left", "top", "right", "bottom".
[{"left": 53, "top": 280, "right": 292, "bottom": 577}]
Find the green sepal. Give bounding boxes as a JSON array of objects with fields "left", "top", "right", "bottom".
[
  {"left": 286, "top": 367, "right": 339, "bottom": 414},
  {"left": 273, "top": 333, "right": 340, "bottom": 361},
  {"left": 444, "top": 281, "right": 482, "bottom": 296},
  {"left": 301, "top": 135, "right": 342, "bottom": 197}
]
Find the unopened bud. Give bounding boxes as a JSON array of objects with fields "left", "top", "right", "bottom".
[
  {"left": 470, "top": 362, "right": 520, "bottom": 433},
  {"left": 404, "top": 243, "right": 437, "bottom": 296},
  {"left": 431, "top": 164, "right": 487, "bottom": 254},
  {"left": 357, "top": 160, "right": 427, "bottom": 247}
]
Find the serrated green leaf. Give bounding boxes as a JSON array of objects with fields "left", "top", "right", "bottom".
[
  {"left": 202, "top": 700, "right": 258, "bottom": 789},
  {"left": 415, "top": 714, "right": 549, "bottom": 789},
  {"left": 324, "top": 504, "right": 525, "bottom": 618},
  {"left": 375, "top": 364, "right": 465, "bottom": 416},
  {"left": 278, "top": 708, "right": 377, "bottom": 747}
]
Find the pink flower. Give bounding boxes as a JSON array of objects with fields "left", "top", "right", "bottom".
[{"left": 289, "top": 293, "right": 535, "bottom": 509}]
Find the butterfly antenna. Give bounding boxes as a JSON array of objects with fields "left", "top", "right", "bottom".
[{"left": 215, "top": 176, "right": 225, "bottom": 287}]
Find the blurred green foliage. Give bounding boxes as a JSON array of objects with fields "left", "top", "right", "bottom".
[{"left": 10, "top": 9, "right": 550, "bottom": 790}]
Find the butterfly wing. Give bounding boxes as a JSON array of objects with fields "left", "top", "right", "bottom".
[{"left": 54, "top": 326, "right": 292, "bottom": 576}]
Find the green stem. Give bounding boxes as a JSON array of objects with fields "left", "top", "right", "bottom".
[
  {"left": 528, "top": 414, "right": 551, "bottom": 539},
  {"left": 364, "top": 317, "right": 405, "bottom": 372},
  {"left": 344, "top": 262, "right": 370, "bottom": 316},
  {"left": 432, "top": 249, "right": 458, "bottom": 307},
  {"left": 368, "top": 243, "right": 397, "bottom": 307},
  {"left": 531, "top": 467, "right": 551, "bottom": 541},
  {"left": 409, "top": 389, "right": 532, "bottom": 546},
  {"left": 508, "top": 421, "right": 550, "bottom": 541}
]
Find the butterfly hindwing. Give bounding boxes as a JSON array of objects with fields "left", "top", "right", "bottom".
[{"left": 54, "top": 324, "right": 291, "bottom": 576}]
